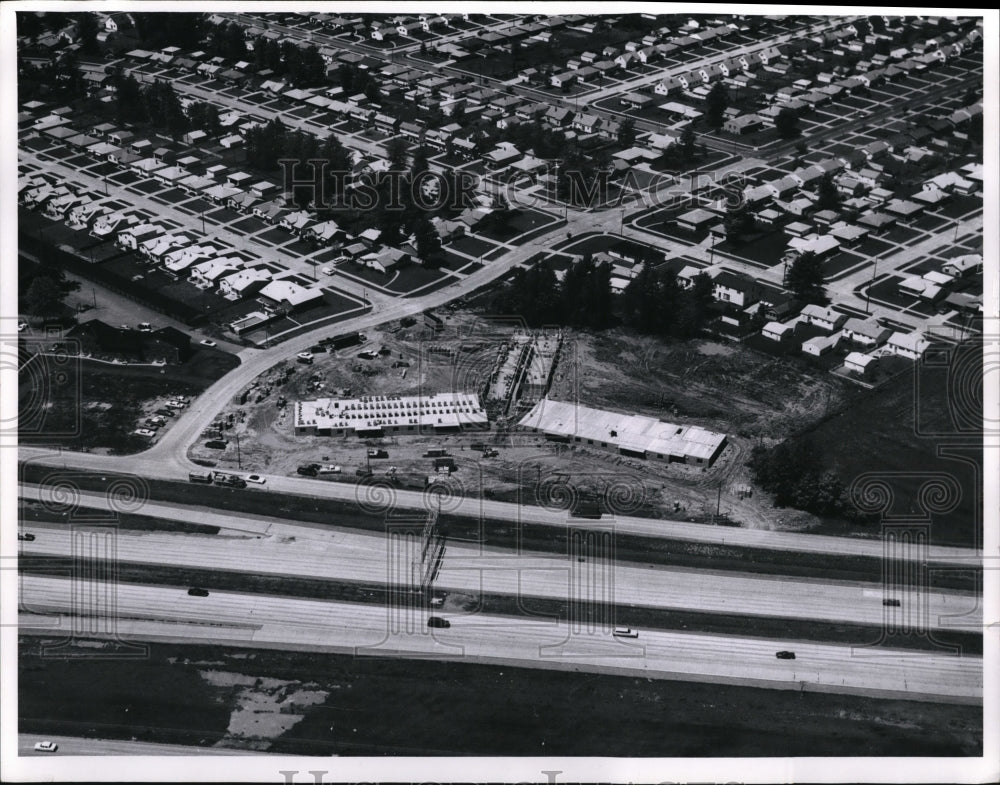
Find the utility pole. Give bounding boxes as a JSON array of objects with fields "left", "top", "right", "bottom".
[
  {"left": 716, "top": 484, "right": 722, "bottom": 520},
  {"left": 865, "top": 258, "right": 878, "bottom": 314},
  {"left": 235, "top": 433, "right": 241, "bottom": 469},
  {"left": 92, "top": 287, "right": 97, "bottom": 309}
]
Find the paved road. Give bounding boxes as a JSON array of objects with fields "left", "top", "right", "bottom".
[
  {"left": 19, "top": 576, "right": 982, "bottom": 704},
  {"left": 17, "top": 734, "right": 260, "bottom": 756},
  {"left": 16, "top": 470, "right": 980, "bottom": 565},
  {"left": 18, "top": 497, "right": 980, "bottom": 632}
]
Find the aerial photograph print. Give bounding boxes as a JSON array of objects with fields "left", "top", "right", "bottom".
[{"left": 3, "top": 2, "right": 997, "bottom": 784}]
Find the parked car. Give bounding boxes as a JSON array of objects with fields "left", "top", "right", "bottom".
[
  {"left": 143, "top": 420, "right": 162, "bottom": 429},
  {"left": 166, "top": 400, "right": 186, "bottom": 409},
  {"left": 187, "top": 587, "right": 209, "bottom": 597},
  {"left": 368, "top": 448, "right": 388, "bottom": 459},
  {"left": 33, "top": 741, "right": 58, "bottom": 753},
  {"left": 297, "top": 352, "right": 314, "bottom": 364},
  {"left": 391, "top": 360, "right": 410, "bottom": 368},
  {"left": 297, "top": 463, "right": 320, "bottom": 477},
  {"left": 776, "top": 651, "right": 796, "bottom": 660},
  {"left": 18, "top": 532, "right": 36, "bottom": 542},
  {"left": 612, "top": 627, "right": 638, "bottom": 638},
  {"left": 318, "top": 465, "right": 342, "bottom": 474},
  {"left": 200, "top": 339, "right": 217, "bottom": 347},
  {"left": 154, "top": 409, "right": 175, "bottom": 418},
  {"left": 133, "top": 428, "right": 157, "bottom": 438},
  {"left": 244, "top": 474, "right": 266, "bottom": 484},
  {"left": 137, "top": 322, "right": 153, "bottom": 332},
  {"left": 321, "top": 266, "right": 335, "bottom": 275},
  {"left": 427, "top": 616, "right": 450, "bottom": 629}
]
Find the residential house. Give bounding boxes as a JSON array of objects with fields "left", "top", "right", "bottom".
[
  {"left": 800, "top": 304, "right": 848, "bottom": 332},
  {"left": 841, "top": 317, "right": 891, "bottom": 347},
  {"left": 887, "top": 331, "right": 930, "bottom": 360}
]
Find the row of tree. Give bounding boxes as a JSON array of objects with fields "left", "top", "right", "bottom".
[
  {"left": 486, "top": 256, "right": 615, "bottom": 329},
  {"left": 747, "top": 438, "right": 867, "bottom": 520}
]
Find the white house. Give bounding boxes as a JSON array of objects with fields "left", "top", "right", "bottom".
[
  {"left": 844, "top": 351, "right": 879, "bottom": 375},
  {"left": 800, "top": 304, "right": 848, "bottom": 332},
  {"left": 887, "top": 331, "right": 929, "bottom": 360},
  {"left": 841, "top": 317, "right": 891, "bottom": 347}
]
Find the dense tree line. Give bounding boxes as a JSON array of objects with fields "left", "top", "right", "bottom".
[
  {"left": 487, "top": 258, "right": 614, "bottom": 329},
  {"left": 620, "top": 265, "right": 715, "bottom": 339},
  {"left": 747, "top": 438, "right": 863, "bottom": 520},
  {"left": 254, "top": 38, "right": 327, "bottom": 88}
]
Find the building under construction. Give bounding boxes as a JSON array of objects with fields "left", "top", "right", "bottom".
[
  {"left": 486, "top": 332, "right": 563, "bottom": 415},
  {"left": 519, "top": 398, "right": 728, "bottom": 467}
]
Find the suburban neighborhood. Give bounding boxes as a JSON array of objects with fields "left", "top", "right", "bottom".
[{"left": 11, "top": 6, "right": 992, "bottom": 776}]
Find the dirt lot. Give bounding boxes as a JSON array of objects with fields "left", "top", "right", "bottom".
[{"left": 193, "top": 315, "right": 849, "bottom": 530}]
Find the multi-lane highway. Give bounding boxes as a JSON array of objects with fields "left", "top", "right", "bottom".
[
  {"left": 17, "top": 488, "right": 981, "bottom": 633},
  {"left": 19, "top": 575, "right": 981, "bottom": 704},
  {"left": 16, "top": 467, "right": 983, "bottom": 566}
]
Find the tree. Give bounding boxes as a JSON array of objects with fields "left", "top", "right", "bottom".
[
  {"left": 385, "top": 137, "right": 410, "bottom": 172},
  {"left": 705, "top": 82, "right": 728, "bottom": 129},
  {"left": 617, "top": 117, "right": 637, "bottom": 148},
  {"left": 723, "top": 202, "right": 755, "bottom": 243},
  {"left": 24, "top": 276, "right": 66, "bottom": 318},
  {"left": 775, "top": 107, "right": 800, "bottom": 139},
  {"left": 679, "top": 124, "right": 697, "bottom": 162},
  {"left": 76, "top": 12, "right": 100, "bottom": 54},
  {"left": 816, "top": 173, "right": 842, "bottom": 211},
  {"left": 785, "top": 251, "right": 827, "bottom": 305},
  {"left": 414, "top": 217, "right": 443, "bottom": 265}
]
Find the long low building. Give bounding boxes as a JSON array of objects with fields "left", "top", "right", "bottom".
[
  {"left": 519, "top": 398, "right": 727, "bottom": 466},
  {"left": 295, "top": 392, "right": 489, "bottom": 437}
]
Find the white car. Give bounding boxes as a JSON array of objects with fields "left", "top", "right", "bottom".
[
  {"left": 321, "top": 266, "right": 335, "bottom": 275},
  {"left": 137, "top": 322, "right": 152, "bottom": 332},
  {"left": 134, "top": 428, "right": 157, "bottom": 438},
  {"left": 33, "top": 741, "right": 58, "bottom": 753},
  {"left": 297, "top": 352, "right": 314, "bottom": 363},
  {"left": 200, "top": 339, "right": 217, "bottom": 347},
  {"left": 18, "top": 321, "right": 28, "bottom": 332},
  {"left": 244, "top": 474, "right": 266, "bottom": 484},
  {"left": 166, "top": 400, "right": 186, "bottom": 409},
  {"left": 318, "top": 465, "right": 342, "bottom": 474}
]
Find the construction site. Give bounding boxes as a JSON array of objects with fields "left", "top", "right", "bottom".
[{"left": 187, "top": 312, "right": 849, "bottom": 528}]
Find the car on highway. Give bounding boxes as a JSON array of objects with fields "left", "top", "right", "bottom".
[
  {"left": 244, "top": 474, "right": 266, "bottom": 484},
  {"left": 187, "top": 587, "right": 209, "bottom": 597},
  {"left": 612, "top": 627, "right": 639, "bottom": 638},
  {"left": 137, "top": 322, "right": 153, "bottom": 332},
  {"left": 18, "top": 532, "right": 36, "bottom": 542},
  {"left": 776, "top": 651, "right": 796, "bottom": 660},
  {"left": 133, "top": 428, "right": 157, "bottom": 438},
  {"left": 200, "top": 339, "right": 217, "bottom": 347},
  {"left": 883, "top": 598, "right": 901, "bottom": 607},
  {"left": 427, "top": 616, "right": 450, "bottom": 629},
  {"left": 33, "top": 741, "right": 58, "bottom": 753}
]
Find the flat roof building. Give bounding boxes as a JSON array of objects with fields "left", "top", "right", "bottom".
[
  {"left": 519, "top": 398, "right": 727, "bottom": 466},
  {"left": 295, "top": 392, "right": 488, "bottom": 437}
]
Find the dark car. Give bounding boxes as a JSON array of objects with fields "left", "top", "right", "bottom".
[
  {"left": 297, "top": 463, "right": 320, "bottom": 477},
  {"left": 154, "top": 408, "right": 175, "bottom": 418},
  {"left": 776, "top": 651, "right": 796, "bottom": 660},
  {"left": 427, "top": 616, "right": 450, "bottom": 629},
  {"left": 18, "top": 532, "right": 36, "bottom": 542},
  {"left": 187, "top": 587, "right": 209, "bottom": 597},
  {"left": 883, "top": 598, "right": 901, "bottom": 607}
]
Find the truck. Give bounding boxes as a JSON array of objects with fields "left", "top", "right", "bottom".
[
  {"left": 423, "top": 448, "right": 449, "bottom": 458},
  {"left": 188, "top": 471, "right": 214, "bottom": 484},
  {"left": 213, "top": 472, "right": 247, "bottom": 488}
]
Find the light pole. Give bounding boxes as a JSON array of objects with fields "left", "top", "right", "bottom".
[{"left": 865, "top": 257, "right": 878, "bottom": 315}]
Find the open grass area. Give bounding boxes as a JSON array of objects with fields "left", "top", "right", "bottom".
[
  {"left": 19, "top": 637, "right": 981, "bottom": 756},
  {"left": 788, "top": 337, "right": 984, "bottom": 548}
]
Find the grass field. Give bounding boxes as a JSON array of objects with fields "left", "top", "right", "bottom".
[
  {"left": 790, "top": 337, "right": 983, "bottom": 548},
  {"left": 19, "top": 638, "right": 982, "bottom": 756}
]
